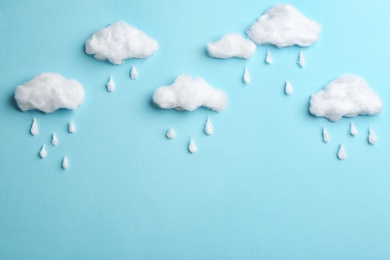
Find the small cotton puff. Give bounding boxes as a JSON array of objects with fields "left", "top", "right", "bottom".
[
  {"left": 14, "top": 73, "right": 85, "bottom": 113},
  {"left": 85, "top": 21, "right": 158, "bottom": 65},
  {"left": 247, "top": 4, "right": 321, "bottom": 47},
  {"left": 153, "top": 75, "right": 227, "bottom": 112},
  {"left": 207, "top": 33, "right": 256, "bottom": 59},
  {"left": 309, "top": 75, "right": 382, "bottom": 121}
]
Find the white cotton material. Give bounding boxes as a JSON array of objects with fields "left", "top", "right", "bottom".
[
  {"left": 68, "top": 121, "right": 76, "bottom": 133},
  {"left": 204, "top": 117, "right": 213, "bottom": 135},
  {"left": 52, "top": 133, "right": 59, "bottom": 146},
  {"left": 30, "top": 117, "right": 38, "bottom": 136},
  {"left": 107, "top": 75, "right": 115, "bottom": 92},
  {"left": 207, "top": 33, "right": 256, "bottom": 59},
  {"left": 338, "top": 145, "right": 346, "bottom": 160},
  {"left": 243, "top": 66, "right": 250, "bottom": 84},
  {"left": 85, "top": 21, "right": 158, "bottom": 65},
  {"left": 350, "top": 122, "right": 358, "bottom": 136},
  {"left": 130, "top": 66, "right": 137, "bottom": 80},
  {"left": 368, "top": 128, "right": 377, "bottom": 145},
  {"left": 188, "top": 139, "right": 197, "bottom": 154},
  {"left": 153, "top": 74, "right": 227, "bottom": 112},
  {"left": 166, "top": 128, "right": 175, "bottom": 139},
  {"left": 297, "top": 49, "right": 305, "bottom": 67},
  {"left": 309, "top": 75, "right": 382, "bottom": 122},
  {"left": 39, "top": 144, "right": 46, "bottom": 158},
  {"left": 265, "top": 49, "right": 272, "bottom": 64},
  {"left": 323, "top": 128, "right": 329, "bottom": 143},
  {"left": 15, "top": 73, "right": 85, "bottom": 113},
  {"left": 62, "top": 156, "right": 69, "bottom": 169},
  {"left": 285, "top": 81, "right": 293, "bottom": 95},
  {"left": 246, "top": 4, "right": 321, "bottom": 47}
]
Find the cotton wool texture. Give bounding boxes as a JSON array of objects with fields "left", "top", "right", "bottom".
[
  {"left": 15, "top": 73, "right": 85, "bottom": 113},
  {"left": 85, "top": 21, "right": 158, "bottom": 65},
  {"left": 153, "top": 75, "right": 227, "bottom": 112},
  {"left": 309, "top": 75, "right": 382, "bottom": 121},
  {"left": 207, "top": 33, "right": 256, "bottom": 59},
  {"left": 247, "top": 4, "right": 321, "bottom": 47}
]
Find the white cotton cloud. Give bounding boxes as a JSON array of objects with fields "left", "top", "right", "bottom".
[
  {"left": 85, "top": 21, "right": 158, "bottom": 65},
  {"left": 207, "top": 33, "right": 256, "bottom": 59},
  {"left": 153, "top": 75, "right": 227, "bottom": 112},
  {"left": 309, "top": 75, "right": 382, "bottom": 122},
  {"left": 15, "top": 73, "right": 85, "bottom": 113},
  {"left": 246, "top": 4, "right": 321, "bottom": 47}
]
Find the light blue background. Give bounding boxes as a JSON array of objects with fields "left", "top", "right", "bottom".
[{"left": 1, "top": 0, "right": 390, "bottom": 259}]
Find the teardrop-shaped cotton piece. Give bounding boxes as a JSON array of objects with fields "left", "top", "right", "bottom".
[
  {"left": 107, "top": 75, "right": 115, "bottom": 92},
  {"left": 243, "top": 66, "right": 250, "bottom": 84},
  {"left": 68, "top": 121, "right": 76, "bottom": 133},
  {"left": 323, "top": 128, "right": 329, "bottom": 143},
  {"left": 337, "top": 145, "right": 346, "bottom": 160},
  {"left": 30, "top": 117, "right": 38, "bottom": 136},
  {"left": 39, "top": 144, "right": 46, "bottom": 158},
  {"left": 188, "top": 139, "right": 197, "bottom": 154},
  {"left": 166, "top": 128, "right": 175, "bottom": 139},
  {"left": 285, "top": 81, "right": 293, "bottom": 95},
  {"left": 368, "top": 128, "right": 377, "bottom": 145},
  {"left": 52, "top": 132, "right": 59, "bottom": 145},
  {"left": 68, "top": 120, "right": 76, "bottom": 133},
  {"left": 130, "top": 66, "right": 137, "bottom": 80},
  {"left": 204, "top": 117, "right": 213, "bottom": 135},
  {"left": 62, "top": 156, "right": 69, "bottom": 169},
  {"left": 266, "top": 49, "right": 272, "bottom": 64},
  {"left": 297, "top": 49, "right": 305, "bottom": 67},
  {"left": 350, "top": 122, "right": 358, "bottom": 136}
]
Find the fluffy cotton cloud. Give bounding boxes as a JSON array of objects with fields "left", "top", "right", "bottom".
[
  {"left": 153, "top": 75, "right": 227, "bottom": 112},
  {"left": 246, "top": 4, "right": 321, "bottom": 47},
  {"left": 15, "top": 73, "right": 85, "bottom": 113},
  {"left": 207, "top": 33, "right": 256, "bottom": 59},
  {"left": 85, "top": 21, "right": 158, "bottom": 65},
  {"left": 309, "top": 75, "right": 382, "bottom": 121}
]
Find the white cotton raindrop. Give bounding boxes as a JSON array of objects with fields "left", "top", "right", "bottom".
[
  {"left": 107, "top": 75, "right": 115, "bottom": 92},
  {"left": 166, "top": 128, "right": 175, "bottom": 139},
  {"left": 62, "top": 156, "right": 69, "bottom": 169},
  {"left": 350, "top": 122, "right": 358, "bottom": 136},
  {"left": 368, "top": 128, "right": 377, "bottom": 145},
  {"left": 30, "top": 117, "right": 38, "bottom": 136},
  {"left": 188, "top": 139, "right": 197, "bottom": 154},
  {"left": 337, "top": 145, "right": 346, "bottom": 160},
  {"left": 52, "top": 133, "right": 59, "bottom": 146},
  {"left": 243, "top": 66, "right": 250, "bottom": 84},
  {"left": 285, "top": 81, "right": 293, "bottom": 95},
  {"left": 68, "top": 120, "right": 76, "bottom": 133},
  {"left": 297, "top": 49, "right": 305, "bottom": 67},
  {"left": 266, "top": 49, "right": 272, "bottom": 64},
  {"left": 204, "top": 117, "right": 213, "bottom": 135},
  {"left": 130, "top": 66, "right": 137, "bottom": 80},
  {"left": 39, "top": 144, "right": 47, "bottom": 158},
  {"left": 323, "top": 128, "right": 329, "bottom": 143}
]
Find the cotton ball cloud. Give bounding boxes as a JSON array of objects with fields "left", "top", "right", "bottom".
[
  {"left": 309, "top": 75, "right": 382, "bottom": 122},
  {"left": 15, "top": 73, "right": 85, "bottom": 113},
  {"left": 207, "top": 33, "right": 256, "bottom": 59},
  {"left": 247, "top": 4, "right": 321, "bottom": 47},
  {"left": 153, "top": 75, "right": 227, "bottom": 112},
  {"left": 85, "top": 21, "right": 158, "bottom": 65}
]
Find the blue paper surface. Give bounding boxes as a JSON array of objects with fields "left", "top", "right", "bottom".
[{"left": 1, "top": 0, "right": 390, "bottom": 258}]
